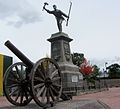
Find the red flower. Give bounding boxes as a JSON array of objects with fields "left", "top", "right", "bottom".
[{"left": 79, "top": 58, "right": 93, "bottom": 75}]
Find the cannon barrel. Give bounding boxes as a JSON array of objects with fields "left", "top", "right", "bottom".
[{"left": 5, "top": 40, "right": 33, "bottom": 69}]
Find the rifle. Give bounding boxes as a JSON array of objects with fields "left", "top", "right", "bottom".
[{"left": 66, "top": 2, "right": 72, "bottom": 26}]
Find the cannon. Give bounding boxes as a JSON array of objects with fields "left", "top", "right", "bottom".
[{"left": 3, "top": 40, "right": 70, "bottom": 108}]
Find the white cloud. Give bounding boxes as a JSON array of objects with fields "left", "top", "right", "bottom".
[{"left": 0, "top": 0, "right": 41, "bottom": 27}]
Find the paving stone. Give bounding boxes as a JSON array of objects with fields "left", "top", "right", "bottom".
[{"left": 0, "top": 100, "right": 110, "bottom": 109}]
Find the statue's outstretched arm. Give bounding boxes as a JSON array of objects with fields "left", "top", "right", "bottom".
[{"left": 44, "top": 7, "right": 53, "bottom": 14}]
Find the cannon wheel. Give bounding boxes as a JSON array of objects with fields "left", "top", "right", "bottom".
[
  {"left": 31, "top": 58, "right": 62, "bottom": 108},
  {"left": 3, "top": 62, "right": 32, "bottom": 106}
]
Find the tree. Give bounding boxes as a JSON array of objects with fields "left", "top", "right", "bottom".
[
  {"left": 80, "top": 59, "right": 93, "bottom": 76},
  {"left": 72, "top": 52, "right": 101, "bottom": 89},
  {"left": 79, "top": 60, "right": 100, "bottom": 89},
  {"left": 71, "top": 53, "right": 85, "bottom": 66},
  {"left": 91, "top": 65, "right": 100, "bottom": 80},
  {"left": 79, "top": 58, "right": 94, "bottom": 88},
  {"left": 107, "top": 63, "right": 120, "bottom": 78}
]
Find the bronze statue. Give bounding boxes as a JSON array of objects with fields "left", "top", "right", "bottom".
[{"left": 43, "top": 3, "right": 70, "bottom": 32}]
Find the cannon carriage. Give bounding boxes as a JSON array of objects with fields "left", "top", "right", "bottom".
[{"left": 3, "top": 40, "right": 70, "bottom": 108}]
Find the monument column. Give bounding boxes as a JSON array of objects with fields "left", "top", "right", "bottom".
[{"left": 48, "top": 32, "right": 83, "bottom": 95}]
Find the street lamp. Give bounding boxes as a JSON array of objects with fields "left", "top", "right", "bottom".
[
  {"left": 105, "top": 62, "right": 108, "bottom": 70},
  {"left": 104, "top": 62, "right": 108, "bottom": 90}
]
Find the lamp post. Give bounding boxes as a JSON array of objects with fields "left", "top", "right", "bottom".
[
  {"left": 104, "top": 62, "right": 108, "bottom": 90},
  {"left": 103, "top": 68, "right": 105, "bottom": 87},
  {"left": 105, "top": 62, "right": 108, "bottom": 71}
]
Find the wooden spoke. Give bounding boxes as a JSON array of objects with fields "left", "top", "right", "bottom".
[
  {"left": 46, "top": 88, "right": 50, "bottom": 103},
  {"left": 50, "top": 85, "right": 59, "bottom": 96},
  {"left": 40, "top": 62, "right": 46, "bottom": 77},
  {"left": 52, "top": 77, "right": 61, "bottom": 82},
  {"left": 45, "top": 60, "right": 51, "bottom": 77},
  {"left": 6, "top": 84, "right": 19, "bottom": 89},
  {"left": 34, "top": 83, "right": 44, "bottom": 89},
  {"left": 14, "top": 90, "right": 20, "bottom": 102},
  {"left": 9, "top": 87, "right": 19, "bottom": 96},
  {"left": 24, "top": 88, "right": 29, "bottom": 101},
  {"left": 20, "top": 64, "right": 24, "bottom": 73},
  {"left": 50, "top": 69, "right": 58, "bottom": 79},
  {"left": 52, "top": 83, "right": 61, "bottom": 88},
  {"left": 34, "top": 77, "right": 44, "bottom": 82},
  {"left": 10, "top": 71, "right": 19, "bottom": 80},
  {"left": 20, "top": 65, "right": 25, "bottom": 79},
  {"left": 8, "top": 78, "right": 19, "bottom": 83},
  {"left": 37, "top": 66, "right": 45, "bottom": 80},
  {"left": 15, "top": 91, "right": 20, "bottom": 102},
  {"left": 15, "top": 66, "right": 21, "bottom": 79},
  {"left": 20, "top": 90, "right": 24, "bottom": 104},
  {"left": 36, "top": 86, "right": 45, "bottom": 97},
  {"left": 49, "top": 88, "right": 55, "bottom": 101},
  {"left": 41, "top": 87, "right": 47, "bottom": 102},
  {"left": 25, "top": 86, "right": 31, "bottom": 93}
]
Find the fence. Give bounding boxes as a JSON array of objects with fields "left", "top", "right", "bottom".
[{"left": 62, "top": 78, "right": 120, "bottom": 96}]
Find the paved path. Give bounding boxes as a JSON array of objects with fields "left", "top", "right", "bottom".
[
  {"left": 0, "top": 87, "right": 120, "bottom": 109},
  {"left": 74, "top": 87, "right": 120, "bottom": 109}
]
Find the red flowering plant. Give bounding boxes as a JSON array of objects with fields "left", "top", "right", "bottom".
[
  {"left": 79, "top": 58, "right": 94, "bottom": 76},
  {"left": 80, "top": 58, "right": 101, "bottom": 89},
  {"left": 79, "top": 58, "right": 95, "bottom": 84}
]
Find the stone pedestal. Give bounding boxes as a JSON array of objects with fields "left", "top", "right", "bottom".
[{"left": 47, "top": 32, "right": 83, "bottom": 95}]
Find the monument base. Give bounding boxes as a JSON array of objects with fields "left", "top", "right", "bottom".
[
  {"left": 58, "top": 62, "right": 83, "bottom": 95},
  {"left": 47, "top": 32, "right": 83, "bottom": 95}
]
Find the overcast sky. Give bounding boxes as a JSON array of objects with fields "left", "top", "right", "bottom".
[{"left": 0, "top": 0, "right": 120, "bottom": 68}]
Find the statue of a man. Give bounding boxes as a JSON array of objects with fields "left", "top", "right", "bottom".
[{"left": 43, "top": 4, "right": 69, "bottom": 32}]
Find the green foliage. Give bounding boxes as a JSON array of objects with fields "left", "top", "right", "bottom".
[
  {"left": 91, "top": 65, "right": 100, "bottom": 79},
  {"left": 107, "top": 63, "right": 120, "bottom": 78},
  {"left": 71, "top": 53, "right": 84, "bottom": 66},
  {"left": 84, "top": 65, "right": 100, "bottom": 84},
  {"left": 71, "top": 52, "right": 101, "bottom": 86}
]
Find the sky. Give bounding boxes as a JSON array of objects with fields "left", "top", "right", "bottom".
[{"left": 0, "top": 0, "right": 120, "bottom": 69}]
